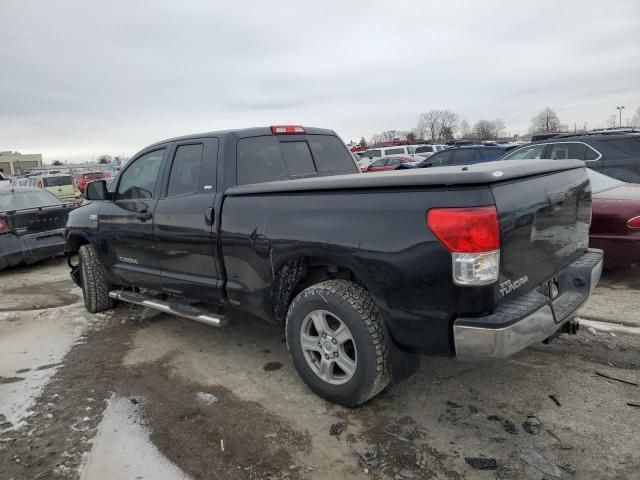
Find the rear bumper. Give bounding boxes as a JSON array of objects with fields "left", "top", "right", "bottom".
[
  {"left": 453, "top": 248, "right": 603, "bottom": 359},
  {"left": 0, "top": 228, "right": 66, "bottom": 270}
]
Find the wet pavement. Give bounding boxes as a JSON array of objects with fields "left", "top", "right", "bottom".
[{"left": 1, "top": 258, "right": 639, "bottom": 479}]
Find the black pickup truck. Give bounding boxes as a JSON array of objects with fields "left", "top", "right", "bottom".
[{"left": 65, "top": 126, "right": 603, "bottom": 406}]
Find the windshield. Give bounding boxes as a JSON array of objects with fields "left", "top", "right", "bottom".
[
  {"left": 586, "top": 169, "right": 624, "bottom": 193},
  {"left": 0, "top": 189, "right": 62, "bottom": 211},
  {"left": 43, "top": 175, "right": 74, "bottom": 187}
]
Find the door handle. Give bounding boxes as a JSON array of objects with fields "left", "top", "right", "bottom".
[
  {"left": 136, "top": 211, "right": 153, "bottom": 221},
  {"left": 205, "top": 207, "right": 214, "bottom": 226}
]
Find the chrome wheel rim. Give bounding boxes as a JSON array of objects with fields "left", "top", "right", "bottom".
[{"left": 300, "top": 310, "right": 357, "bottom": 385}]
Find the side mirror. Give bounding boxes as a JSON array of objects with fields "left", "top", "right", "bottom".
[{"left": 86, "top": 180, "right": 108, "bottom": 200}]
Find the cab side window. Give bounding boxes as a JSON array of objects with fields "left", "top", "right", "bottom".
[
  {"left": 167, "top": 144, "right": 204, "bottom": 197},
  {"left": 117, "top": 150, "right": 165, "bottom": 200}
]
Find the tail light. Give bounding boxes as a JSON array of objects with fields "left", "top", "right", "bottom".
[
  {"left": 271, "top": 125, "right": 306, "bottom": 135},
  {"left": 0, "top": 217, "right": 11, "bottom": 235},
  {"left": 427, "top": 206, "right": 500, "bottom": 285},
  {"left": 628, "top": 215, "right": 640, "bottom": 229}
]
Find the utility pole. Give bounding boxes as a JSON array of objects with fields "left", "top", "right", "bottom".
[{"left": 616, "top": 106, "right": 625, "bottom": 127}]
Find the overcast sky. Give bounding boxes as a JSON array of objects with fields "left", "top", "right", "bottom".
[{"left": 1, "top": 0, "right": 639, "bottom": 163}]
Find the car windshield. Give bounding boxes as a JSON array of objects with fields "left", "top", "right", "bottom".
[
  {"left": 43, "top": 175, "right": 73, "bottom": 187},
  {"left": 586, "top": 169, "right": 624, "bottom": 194},
  {"left": 0, "top": 189, "right": 62, "bottom": 211}
]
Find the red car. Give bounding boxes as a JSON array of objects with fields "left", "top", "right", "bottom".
[
  {"left": 77, "top": 172, "right": 110, "bottom": 193},
  {"left": 363, "top": 155, "right": 417, "bottom": 173},
  {"left": 588, "top": 169, "right": 640, "bottom": 268}
]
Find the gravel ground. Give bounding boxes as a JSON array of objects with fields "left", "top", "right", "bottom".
[{"left": 1, "top": 258, "right": 639, "bottom": 480}]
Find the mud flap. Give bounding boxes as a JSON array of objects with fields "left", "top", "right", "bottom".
[
  {"left": 383, "top": 323, "right": 420, "bottom": 384},
  {"left": 68, "top": 254, "right": 82, "bottom": 287}
]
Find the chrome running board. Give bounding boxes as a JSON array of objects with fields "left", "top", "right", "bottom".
[{"left": 108, "top": 290, "right": 228, "bottom": 327}]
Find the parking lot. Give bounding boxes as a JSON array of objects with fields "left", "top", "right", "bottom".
[{"left": 1, "top": 258, "right": 638, "bottom": 480}]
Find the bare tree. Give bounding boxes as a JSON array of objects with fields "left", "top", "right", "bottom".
[
  {"left": 359, "top": 136, "right": 368, "bottom": 149},
  {"left": 629, "top": 106, "right": 640, "bottom": 128},
  {"left": 530, "top": 107, "right": 565, "bottom": 133},
  {"left": 459, "top": 119, "right": 472, "bottom": 138},
  {"left": 439, "top": 110, "right": 459, "bottom": 141},
  {"left": 418, "top": 110, "right": 442, "bottom": 142},
  {"left": 606, "top": 114, "right": 618, "bottom": 128},
  {"left": 473, "top": 119, "right": 504, "bottom": 140},
  {"left": 405, "top": 131, "right": 417, "bottom": 143}
]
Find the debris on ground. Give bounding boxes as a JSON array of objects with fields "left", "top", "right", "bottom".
[
  {"left": 587, "top": 327, "right": 598, "bottom": 335},
  {"left": 196, "top": 392, "right": 219, "bottom": 405},
  {"left": 549, "top": 394, "right": 562, "bottom": 407},
  {"left": 356, "top": 447, "right": 381, "bottom": 470},
  {"left": 395, "top": 467, "right": 417, "bottom": 478},
  {"left": 627, "top": 402, "right": 640, "bottom": 408},
  {"left": 487, "top": 414, "right": 518, "bottom": 435},
  {"left": 595, "top": 371, "right": 638, "bottom": 386},
  {"left": 329, "top": 422, "right": 346, "bottom": 437},
  {"left": 520, "top": 450, "right": 564, "bottom": 478},
  {"left": 522, "top": 415, "right": 542, "bottom": 435},
  {"left": 464, "top": 457, "right": 497, "bottom": 470}
]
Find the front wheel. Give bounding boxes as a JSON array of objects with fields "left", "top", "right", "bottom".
[
  {"left": 79, "top": 244, "right": 115, "bottom": 313},
  {"left": 285, "top": 280, "right": 390, "bottom": 406}
]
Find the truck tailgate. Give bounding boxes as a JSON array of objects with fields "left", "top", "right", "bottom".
[{"left": 491, "top": 167, "right": 592, "bottom": 298}]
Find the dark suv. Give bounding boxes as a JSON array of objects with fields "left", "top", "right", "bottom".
[
  {"left": 397, "top": 144, "right": 517, "bottom": 169},
  {"left": 500, "top": 133, "right": 640, "bottom": 183}
]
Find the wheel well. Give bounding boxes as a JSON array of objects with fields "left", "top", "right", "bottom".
[
  {"left": 271, "top": 256, "right": 365, "bottom": 324},
  {"left": 65, "top": 234, "right": 90, "bottom": 255}
]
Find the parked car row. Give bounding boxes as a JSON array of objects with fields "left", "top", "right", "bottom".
[
  {"left": 361, "top": 131, "right": 640, "bottom": 269},
  {"left": 0, "top": 186, "right": 75, "bottom": 270}
]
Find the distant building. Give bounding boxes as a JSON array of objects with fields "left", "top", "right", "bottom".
[{"left": 0, "top": 151, "right": 43, "bottom": 175}]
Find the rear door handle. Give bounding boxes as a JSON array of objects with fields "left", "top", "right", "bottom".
[{"left": 136, "top": 212, "right": 153, "bottom": 221}]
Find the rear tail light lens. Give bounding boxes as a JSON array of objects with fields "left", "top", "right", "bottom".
[
  {"left": 0, "top": 217, "right": 11, "bottom": 234},
  {"left": 427, "top": 206, "right": 500, "bottom": 285},
  {"left": 270, "top": 125, "right": 306, "bottom": 135},
  {"left": 628, "top": 215, "right": 640, "bottom": 229}
]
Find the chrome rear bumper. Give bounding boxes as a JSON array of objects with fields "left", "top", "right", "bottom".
[{"left": 454, "top": 248, "right": 603, "bottom": 360}]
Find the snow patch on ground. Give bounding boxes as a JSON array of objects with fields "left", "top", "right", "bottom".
[
  {"left": 0, "top": 303, "right": 89, "bottom": 430},
  {"left": 80, "top": 396, "right": 191, "bottom": 480}
]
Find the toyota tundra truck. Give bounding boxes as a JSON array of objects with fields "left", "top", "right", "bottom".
[{"left": 64, "top": 125, "right": 603, "bottom": 406}]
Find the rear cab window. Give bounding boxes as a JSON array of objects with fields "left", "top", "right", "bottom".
[
  {"left": 43, "top": 176, "right": 73, "bottom": 187},
  {"left": 236, "top": 134, "right": 357, "bottom": 185}
]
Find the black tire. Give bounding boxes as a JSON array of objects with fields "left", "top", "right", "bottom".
[
  {"left": 79, "top": 244, "right": 114, "bottom": 313},
  {"left": 285, "top": 279, "right": 390, "bottom": 406}
]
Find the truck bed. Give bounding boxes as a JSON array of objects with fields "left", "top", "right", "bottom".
[{"left": 225, "top": 159, "right": 585, "bottom": 195}]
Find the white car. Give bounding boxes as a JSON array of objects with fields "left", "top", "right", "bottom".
[
  {"left": 412, "top": 144, "right": 446, "bottom": 159},
  {"left": 359, "top": 146, "right": 416, "bottom": 168}
]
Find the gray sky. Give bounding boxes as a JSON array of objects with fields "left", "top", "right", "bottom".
[{"left": 1, "top": 0, "right": 639, "bottom": 163}]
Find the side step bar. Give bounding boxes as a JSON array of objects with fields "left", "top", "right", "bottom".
[{"left": 108, "top": 290, "right": 228, "bottom": 327}]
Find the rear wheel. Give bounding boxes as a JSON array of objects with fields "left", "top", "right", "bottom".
[
  {"left": 79, "top": 244, "right": 114, "bottom": 313},
  {"left": 286, "top": 280, "right": 390, "bottom": 406}
]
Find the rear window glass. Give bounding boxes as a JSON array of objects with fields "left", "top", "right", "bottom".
[
  {"left": 502, "top": 144, "right": 546, "bottom": 160},
  {"left": 427, "top": 150, "right": 452, "bottom": 167},
  {"left": 237, "top": 137, "right": 288, "bottom": 185},
  {"left": 416, "top": 146, "right": 434, "bottom": 154},
  {"left": 43, "top": 176, "right": 73, "bottom": 187},
  {"left": 586, "top": 169, "right": 624, "bottom": 193},
  {"left": 363, "top": 150, "right": 381, "bottom": 158},
  {"left": 479, "top": 148, "right": 505, "bottom": 161},
  {"left": 385, "top": 147, "right": 404, "bottom": 155},
  {"left": 549, "top": 143, "right": 586, "bottom": 160},
  {"left": 280, "top": 141, "right": 316, "bottom": 177},
  {"left": 168, "top": 144, "right": 204, "bottom": 197},
  {"left": 308, "top": 135, "right": 357, "bottom": 175},
  {"left": 600, "top": 137, "right": 640, "bottom": 157},
  {"left": 0, "top": 190, "right": 62, "bottom": 210},
  {"left": 83, "top": 172, "right": 104, "bottom": 179}
]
